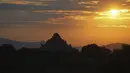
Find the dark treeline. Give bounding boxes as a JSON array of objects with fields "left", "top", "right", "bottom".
[{"left": 1, "top": 33, "right": 130, "bottom": 73}]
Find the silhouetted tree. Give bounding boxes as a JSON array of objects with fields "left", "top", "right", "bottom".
[
  {"left": 0, "top": 44, "right": 16, "bottom": 73},
  {"left": 82, "top": 44, "right": 111, "bottom": 57}
]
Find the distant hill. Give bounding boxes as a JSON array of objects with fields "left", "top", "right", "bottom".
[
  {"left": 103, "top": 43, "right": 123, "bottom": 50},
  {"left": 0, "top": 38, "right": 45, "bottom": 49}
]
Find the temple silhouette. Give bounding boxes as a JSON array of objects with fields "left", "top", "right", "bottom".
[{"left": 40, "top": 33, "right": 74, "bottom": 52}]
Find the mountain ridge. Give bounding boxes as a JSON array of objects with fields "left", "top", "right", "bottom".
[
  {"left": 0, "top": 38, "right": 45, "bottom": 49},
  {"left": 0, "top": 38, "right": 124, "bottom": 50}
]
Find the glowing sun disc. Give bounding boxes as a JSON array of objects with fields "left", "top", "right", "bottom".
[{"left": 109, "top": 9, "right": 120, "bottom": 16}]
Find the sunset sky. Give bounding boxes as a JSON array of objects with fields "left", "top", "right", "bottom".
[{"left": 0, "top": 0, "right": 130, "bottom": 46}]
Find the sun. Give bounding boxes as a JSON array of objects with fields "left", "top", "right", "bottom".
[{"left": 109, "top": 9, "right": 120, "bottom": 17}]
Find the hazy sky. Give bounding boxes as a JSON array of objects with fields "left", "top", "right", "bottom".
[{"left": 0, "top": 0, "right": 130, "bottom": 46}]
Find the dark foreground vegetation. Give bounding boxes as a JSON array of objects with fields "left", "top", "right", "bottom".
[{"left": 1, "top": 33, "right": 130, "bottom": 73}]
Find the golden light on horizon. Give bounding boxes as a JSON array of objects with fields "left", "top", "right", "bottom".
[
  {"left": 94, "top": 8, "right": 130, "bottom": 28},
  {"left": 95, "top": 9, "right": 129, "bottom": 19}
]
